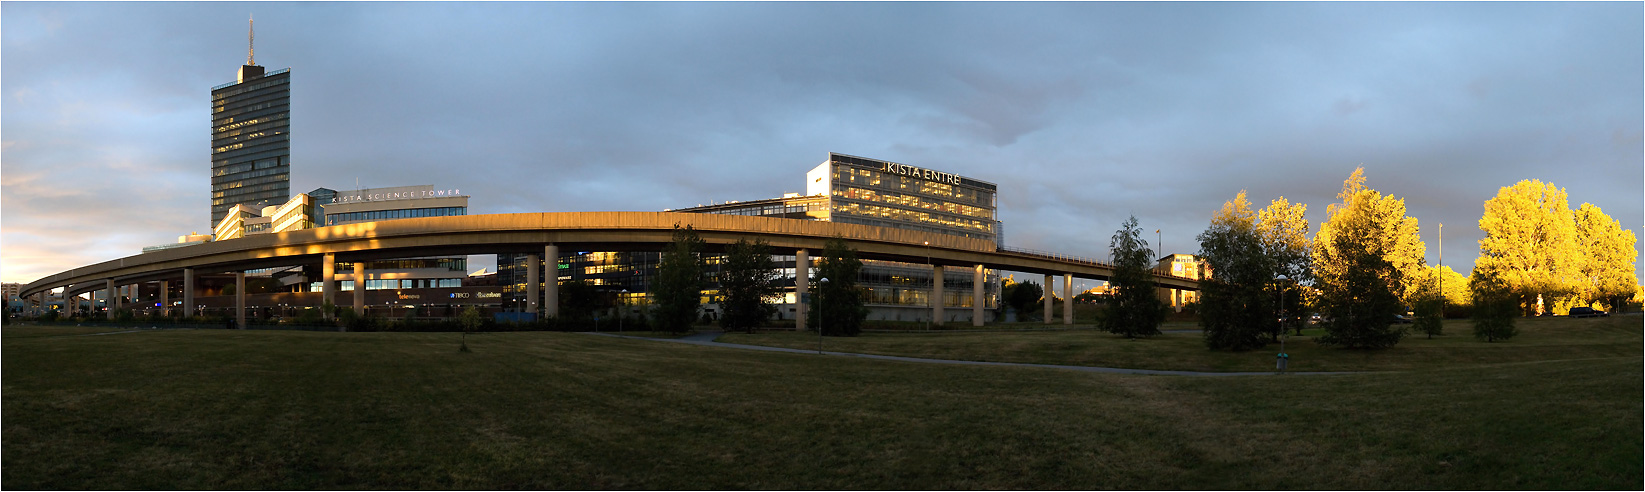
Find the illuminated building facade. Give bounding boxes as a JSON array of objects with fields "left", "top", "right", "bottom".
[
  {"left": 210, "top": 56, "right": 291, "bottom": 228},
  {"left": 307, "top": 185, "right": 472, "bottom": 294},
  {"left": 1157, "top": 253, "right": 1207, "bottom": 310},
  {"left": 809, "top": 152, "right": 1000, "bottom": 246}
]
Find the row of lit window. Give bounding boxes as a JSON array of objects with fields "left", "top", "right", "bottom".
[
  {"left": 306, "top": 278, "right": 465, "bottom": 292},
  {"left": 704, "top": 201, "right": 827, "bottom": 216},
  {"left": 213, "top": 136, "right": 289, "bottom": 158},
  {"left": 833, "top": 203, "right": 994, "bottom": 232},
  {"left": 215, "top": 112, "right": 286, "bottom": 133},
  {"left": 833, "top": 168, "right": 994, "bottom": 205},
  {"left": 324, "top": 207, "right": 467, "bottom": 225},
  {"left": 213, "top": 76, "right": 288, "bottom": 101},
  {"left": 211, "top": 129, "right": 281, "bottom": 150},
  {"left": 210, "top": 183, "right": 288, "bottom": 206},
  {"left": 337, "top": 258, "right": 468, "bottom": 272},
  {"left": 835, "top": 187, "right": 994, "bottom": 219},
  {"left": 212, "top": 174, "right": 289, "bottom": 197},
  {"left": 213, "top": 95, "right": 286, "bottom": 115}
]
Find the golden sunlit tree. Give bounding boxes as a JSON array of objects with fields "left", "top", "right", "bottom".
[
  {"left": 1312, "top": 168, "right": 1425, "bottom": 349},
  {"left": 1574, "top": 203, "right": 1640, "bottom": 312},
  {"left": 1476, "top": 180, "right": 1583, "bottom": 315},
  {"left": 1258, "top": 196, "right": 1312, "bottom": 336}
]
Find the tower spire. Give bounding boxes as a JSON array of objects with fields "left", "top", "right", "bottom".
[{"left": 247, "top": 15, "right": 255, "bottom": 66}]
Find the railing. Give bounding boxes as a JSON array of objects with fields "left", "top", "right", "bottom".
[{"left": 997, "top": 247, "right": 1197, "bottom": 281}]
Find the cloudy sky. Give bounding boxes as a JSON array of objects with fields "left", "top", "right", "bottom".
[{"left": 4, "top": 2, "right": 1641, "bottom": 285}]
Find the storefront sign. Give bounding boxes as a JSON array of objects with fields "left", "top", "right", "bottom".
[{"left": 880, "top": 162, "right": 962, "bottom": 186}]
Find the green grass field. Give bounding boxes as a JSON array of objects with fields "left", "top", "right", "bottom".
[
  {"left": 723, "top": 316, "right": 1643, "bottom": 372},
  {"left": 3, "top": 319, "right": 1640, "bottom": 489}
]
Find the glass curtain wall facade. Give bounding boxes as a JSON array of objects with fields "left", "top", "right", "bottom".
[
  {"left": 210, "top": 67, "right": 291, "bottom": 228},
  {"left": 815, "top": 152, "right": 1000, "bottom": 246}
]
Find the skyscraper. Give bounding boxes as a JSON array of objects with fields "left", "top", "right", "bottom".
[{"left": 209, "top": 17, "right": 291, "bottom": 228}]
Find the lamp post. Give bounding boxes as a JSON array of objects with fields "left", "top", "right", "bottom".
[
  {"left": 1276, "top": 274, "right": 1289, "bottom": 373},
  {"left": 817, "top": 277, "right": 828, "bottom": 354}
]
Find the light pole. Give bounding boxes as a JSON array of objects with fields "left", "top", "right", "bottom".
[
  {"left": 817, "top": 277, "right": 829, "bottom": 354},
  {"left": 924, "top": 241, "right": 931, "bottom": 332},
  {"left": 1276, "top": 274, "right": 1289, "bottom": 373}
]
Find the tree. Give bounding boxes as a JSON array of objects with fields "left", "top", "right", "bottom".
[
  {"left": 1476, "top": 180, "right": 1583, "bottom": 315},
  {"left": 558, "top": 280, "right": 600, "bottom": 321},
  {"left": 1470, "top": 269, "right": 1518, "bottom": 342},
  {"left": 457, "top": 306, "right": 483, "bottom": 352},
  {"left": 1411, "top": 280, "right": 1443, "bottom": 339},
  {"left": 1422, "top": 265, "right": 1473, "bottom": 312},
  {"left": 719, "top": 238, "right": 781, "bottom": 334},
  {"left": 1101, "top": 215, "right": 1165, "bottom": 339},
  {"left": 810, "top": 237, "right": 866, "bottom": 337},
  {"left": 1574, "top": 203, "right": 1640, "bottom": 313},
  {"left": 654, "top": 224, "right": 706, "bottom": 334},
  {"left": 1313, "top": 169, "right": 1419, "bottom": 349},
  {"left": 1196, "top": 192, "right": 1272, "bottom": 350},
  {"left": 1258, "top": 196, "right": 1313, "bottom": 339},
  {"left": 1001, "top": 280, "right": 1045, "bottom": 320}
]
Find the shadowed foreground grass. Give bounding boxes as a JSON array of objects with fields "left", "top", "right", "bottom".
[
  {"left": 3, "top": 326, "right": 1639, "bottom": 489},
  {"left": 721, "top": 315, "right": 1643, "bottom": 372}
]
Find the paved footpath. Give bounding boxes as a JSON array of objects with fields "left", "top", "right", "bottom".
[{"left": 585, "top": 331, "right": 1354, "bottom": 377}]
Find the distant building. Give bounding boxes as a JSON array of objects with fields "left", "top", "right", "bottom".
[
  {"left": 1157, "top": 253, "right": 1207, "bottom": 310},
  {"left": 304, "top": 185, "right": 471, "bottom": 294},
  {"left": 212, "top": 194, "right": 315, "bottom": 241},
  {"left": 210, "top": 20, "right": 291, "bottom": 228},
  {"left": 500, "top": 152, "right": 1002, "bottom": 322}
]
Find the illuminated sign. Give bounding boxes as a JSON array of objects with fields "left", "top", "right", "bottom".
[
  {"left": 880, "top": 162, "right": 962, "bottom": 186},
  {"left": 330, "top": 189, "right": 462, "bottom": 204},
  {"left": 448, "top": 292, "right": 504, "bottom": 299}
]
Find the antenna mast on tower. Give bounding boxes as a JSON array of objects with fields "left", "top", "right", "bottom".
[{"left": 247, "top": 15, "right": 255, "bottom": 66}]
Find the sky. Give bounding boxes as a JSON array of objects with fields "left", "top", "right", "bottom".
[{"left": 3, "top": 2, "right": 1642, "bottom": 287}]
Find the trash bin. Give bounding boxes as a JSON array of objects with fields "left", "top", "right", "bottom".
[{"left": 1276, "top": 352, "right": 1289, "bottom": 372}]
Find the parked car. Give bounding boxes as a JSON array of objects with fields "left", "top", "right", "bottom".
[
  {"left": 1392, "top": 314, "right": 1414, "bottom": 324},
  {"left": 1569, "top": 307, "right": 1610, "bottom": 318}
]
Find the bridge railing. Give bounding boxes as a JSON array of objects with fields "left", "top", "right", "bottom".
[{"left": 997, "top": 247, "right": 1198, "bottom": 281}]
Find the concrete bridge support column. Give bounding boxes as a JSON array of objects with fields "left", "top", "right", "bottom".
[
  {"left": 184, "top": 268, "right": 195, "bottom": 318},
  {"left": 235, "top": 271, "right": 246, "bottom": 329},
  {"left": 1063, "top": 273, "right": 1074, "bottom": 325},
  {"left": 972, "top": 264, "right": 985, "bottom": 327},
  {"left": 160, "top": 281, "right": 170, "bottom": 317},
  {"left": 354, "top": 268, "right": 366, "bottom": 318},
  {"left": 795, "top": 249, "right": 809, "bottom": 332},
  {"left": 105, "top": 279, "right": 115, "bottom": 319},
  {"left": 932, "top": 265, "right": 945, "bottom": 326},
  {"left": 544, "top": 244, "right": 559, "bottom": 318},
  {"left": 526, "top": 253, "right": 540, "bottom": 316},
  {"left": 321, "top": 254, "right": 335, "bottom": 319},
  {"left": 1043, "top": 274, "right": 1054, "bottom": 325}
]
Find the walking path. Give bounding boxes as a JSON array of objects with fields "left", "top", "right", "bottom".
[{"left": 585, "top": 330, "right": 1354, "bottom": 377}]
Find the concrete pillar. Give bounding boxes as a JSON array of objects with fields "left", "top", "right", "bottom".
[
  {"left": 526, "top": 253, "right": 540, "bottom": 316},
  {"left": 1043, "top": 274, "right": 1054, "bottom": 324},
  {"left": 322, "top": 254, "right": 336, "bottom": 316},
  {"left": 972, "top": 264, "right": 985, "bottom": 327},
  {"left": 544, "top": 244, "right": 560, "bottom": 318},
  {"left": 1063, "top": 273, "right": 1074, "bottom": 325},
  {"left": 933, "top": 265, "right": 945, "bottom": 325},
  {"left": 235, "top": 272, "right": 246, "bottom": 329},
  {"left": 160, "top": 280, "right": 170, "bottom": 317},
  {"left": 105, "top": 279, "right": 115, "bottom": 319},
  {"left": 795, "top": 249, "right": 809, "bottom": 332},
  {"left": 183, "top": 268, "right": 195, "bottom": 317},
  {"left": 353, "top": 268, "right": 366, "bottom": 316}
]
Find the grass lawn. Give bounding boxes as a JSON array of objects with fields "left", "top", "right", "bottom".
[
  {"left": 3, "top": 324, "right": 1640, "bottom": 489},
  {"left": 720, "top": 315, "right": 1643, "bottom": 372}
]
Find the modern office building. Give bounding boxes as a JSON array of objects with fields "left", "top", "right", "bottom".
[
  {"left": 1157, "top": 253, "right": 1208, "bottom": 310},
  {"left": 210, "top": 19, "right": 291, "bottom": 228},
  {"left": 304, "top": 185, "right": 472, "bottom": 294},
  {"left": 500, "top": 152, "right": 1002, "bottom": 322}
]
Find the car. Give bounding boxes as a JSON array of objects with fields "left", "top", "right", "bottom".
[
  {"left": 1569, "top": 307, "right": 1609, "bottom": 318},
  {"left": 1392, "top": 314, "right": 1414, "bottom": 324}
]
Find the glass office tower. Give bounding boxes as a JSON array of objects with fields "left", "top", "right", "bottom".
[{"left": 210, "top": 64, "right": 291, "bottom": 228}]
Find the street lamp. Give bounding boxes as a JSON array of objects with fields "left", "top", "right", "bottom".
[
  {"left": 924, "top": 241, "right": 931, "bottom": 332},
  {"left": 1276, "top": 274, "right": 1289, "bottom": 373},
  {"left": 817, "top": 277, "right": 829, "bottom": 354}
]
